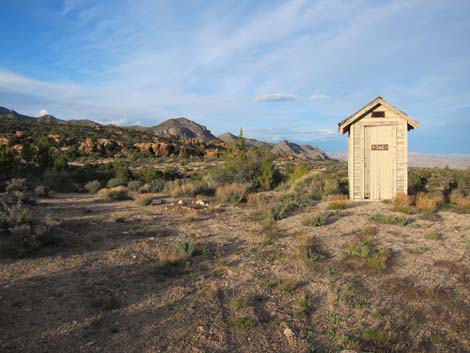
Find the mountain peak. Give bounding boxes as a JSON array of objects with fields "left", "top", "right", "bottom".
[{"left": 152, "top": 117, "right": 217, "bottom": 141}]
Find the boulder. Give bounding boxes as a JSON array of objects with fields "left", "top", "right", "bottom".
[
  {"left": 0, "top": 137, "right": 9, "bottom": 146},
  {"left": 15, "top": 130, "right": 26, "bottom": 139}
]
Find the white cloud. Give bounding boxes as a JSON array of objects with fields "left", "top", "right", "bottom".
[
  {"left": 38, "top": 109, "right": 48, "bottom": 116},
  {"left": 255, "top": 93, "right": 296, "bottom": 102},
  {"left": 309, "top": 94, "right": 330, "bottom": 101}
]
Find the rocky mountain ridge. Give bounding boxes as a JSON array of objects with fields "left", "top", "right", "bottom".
[{"left": 0, "top": 106, "right": 329, "bottom": 160}]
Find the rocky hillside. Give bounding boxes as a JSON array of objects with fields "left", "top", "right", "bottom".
[
  {"left": 151, "top": 117, "right": 217, "bottom": 141},
  {"left": 218, "top": 132, "right": 272, "bottom": 148},
  {"left": 272, "top": 140, "right": 329, "bottom": 161},
  {"left": 0, "top": 106, "right": 330, "bottom": 161}
]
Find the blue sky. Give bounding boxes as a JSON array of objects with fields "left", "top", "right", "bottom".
[{"left": 0, "top": 0, "right": 469, "bottom": 153}]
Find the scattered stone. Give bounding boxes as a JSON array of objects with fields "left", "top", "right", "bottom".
[
  {"left": 177, "top": 199, "right": 184, "bottom": 205},
  {"left": 283, "top": 327, "right": 295, "bottom": 338}
]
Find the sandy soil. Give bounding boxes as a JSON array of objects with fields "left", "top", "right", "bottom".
[{"left": 0, "top": 193, "right": 469, "bottom": 353}]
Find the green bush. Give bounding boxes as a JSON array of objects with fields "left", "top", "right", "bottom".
[
  {"left": 139, "top": 179, "right": 165, "bottom": 193},
  {"left": 127, "top": 180, "right": 143, "bottom": 191},
  {"left": 84, "top": 180, "right": 101, "bottom": 194},
  {"left": 137, "top": 196, "right": 154, "bottom": 206},
  {"left": 139, "top": 168, "right": 163, "bottom": 183},
  {"left": 34, "top": 185, "right": 48, "bottom": 197},
  {"left": 302, "top": 211, "right": 330, "bottom": 227},
  {"left": 268, "top": 192, "right": 313, "bottom": 220},
  {"left": 369, "top": 213, "right": 410, "bottom": 226},
  {"left": 107, "top": 177, "right": 127, "bottom": 188},
  {"left": 216, "top": 183, "right": 247, "bottom": 203}
]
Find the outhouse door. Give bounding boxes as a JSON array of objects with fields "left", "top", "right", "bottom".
[{"left": 364, "top": 125, "right": 396, "bottom": 200}]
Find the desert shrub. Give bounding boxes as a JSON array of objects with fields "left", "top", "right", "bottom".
[
  {"left": 166, "top": 179, "right": 213, "bottom": 198},
  {"left": 97, "top": 186, "right": 129, "bottom": 202},
  {"left": 4, "top": 178, "right": 36, "bottom": 204},
  {"left": 127, "top": 180, "right": 143, "bottom": 191},
  {"left": 220, "top": 130, "right": 280, "bottom": 189},
  {"left": 369, "top": 213, "right": 409, "bottom": 226},
  {"left": 302, "top": 211, "right": 330, "bottom": 227},
  {"left": 5, "top": 178, "right": 29, "bottom": 193},
  {"left": 216, "top": 183, "right": 248, "bottom": 203},
  {"left": 139, "top": 179, "right": 165, "bottom": 193},
  {"left": 326, "top": 194, "right": 349, "bottom": 210},
  {"left": 34, "top": 185, "right": 49, "bottom": 197},
  {"left": 84, "top": 180, "right": 101, "bottom": 194},
  {"left": 287, "top": 165, "right": 310, "bottom": 185},
  {"left": 247, "top": 192, "right": 268, "bottom": 206},
  {"left": 232, "top": 317, "right": 256, "bottom": 329},
  {"left": 425, "top": 231, "right": 442, "bottom": 240},
  {"left": 346, "top": 240, "right": 390, "bottom": 272},
  {"left": 107, "top": 177, "right": 127, "bottom": 188},
  {"left": 289, "top": 170, "right": 346, "bottom": 200},
  {"left": 361, "top": 226, "right": 377, "bottom": 236},
  {"left": 449, "top": 190, "right": 470, "bottom": 210},
  {"left": 391, "top": 192, "right": 413, "bottom": 213},
  {"left": 176, "top": 241, "right": 195, "bottom": 258},
  {"left": 0, "top": 198, "right": 60, "bottom": 256},
  {"left": 299, "top": 236, "right": 327, "bottom": 261},
  {"left": 267, "top": 192, "right": 312, "bottom": 220},
  {"left": 408, "top": 172, "right": 427, "bottom": 195},
  {"left": 257, "top": 156, "right": 277, "bottom": 190},
  {"left": 139, "top": 167, "right": 163, "bottom": 183},
  {"left": 113, "top": 158, "right": 132, "bottom": 183},
  {"left": 362, "top": 327, "right": 390, "bottom": 348},
  {"left": 415, "top": 192, "right": 443, "bottom": 213},
  {"left": 137, "top": 196, "right": 154, "bottom": 206}
]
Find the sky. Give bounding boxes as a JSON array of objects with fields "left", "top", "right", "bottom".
[{"left": 0, "top": 0, "right": 469, "bottom": 153}]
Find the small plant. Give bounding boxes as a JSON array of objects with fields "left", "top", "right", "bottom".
[
  {"left": 362, "top": 327, "right": 389, "bottom": 348},
  {"left": 34, "top": 185, "right": 49, "bottom": 197},
  {"left": 425, "top": 231, "right": 442, "bottom": 240},
  {"left": 326, "top": 194, "right": 349, "bottom": 210},
  {"left": 302, "top": 211, "right": 329, "bottom": 227},
  {"left": 299, "top": 236, "right": 327, "bottom": 262},
  {"left": 84, "top": 180, "right": 101, "bottom": 194},
  {"left": 176, "top": 242, "right": 196, "bottom": 258},
  {"left": 229, "top": 298, "right": 249, "bottom": 310},
  {"left": 279, "top": 281, "right": 294, "bottom": 294},
  {"left": 345, "top": 240, "right": 390, "bottom": 272},
  {"left": 114, "top": 216, "right": 125, "bottom": 223},
  {"left": 361, "top": 226, "right": 377, "bottom": 236},
  {"left": 449, "top": 190, "right": 470, "bottom": 210},
  {"left": 97, "top": 186, "right": 129, "bottom": 202},
  {"left": 369, "top": 213, "right": 409, "bottom": 226},
  {"left": 412, "top": 245, "right": 429, "bottom": 254},
  {"left": 216, "top": 183, "right": 247, "bottom": 203},
  {"left": 232, "top": 317, "right": 256, "bottom": 329}
]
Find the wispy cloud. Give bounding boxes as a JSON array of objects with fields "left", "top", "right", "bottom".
[
  {"left": 309, "top": 94, "right": 330, "bottom": 101},
  {"left": 38, "top": 109, "right": 48, "bottom": 116},
  {"left": 255, "top": 93, "right": 296, "bottom": 102},
  {"left": 0, "top": 0, "right": 469, "bottom": 152}
]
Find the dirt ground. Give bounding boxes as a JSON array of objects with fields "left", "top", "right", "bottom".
[{"left": 0, "top": 192, "right": 469, "bottom": 353}]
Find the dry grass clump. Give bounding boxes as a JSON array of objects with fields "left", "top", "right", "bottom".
[
  {"left": 391, "top": 192, "right": 413, "bottom": 213},
  {"left": 302, "top": 211, "right": 330, "bottom": 227},
  {"left": 247, "top": 192, "right": 268, "bottom": 206},
  {"left": 97, "top": 186, "right": 129, "bottom": 201},
  {"left": 449, "top": 190, "right": 470, "bottom": 210},
  {"left": 326, "top": 194, "right": 349, "bottom": 210},
  {"left": 369, "top": 213, "right": 410, "bottom": 226},
  {"left": 165, "top": 179, "right": 213, "bottom": 198},
  {"left": 216, "top": 183, "right": 247, "bottom": 203},
  {"left": 298, "top": 236, "right": 327, "bottom": 262},
  {"left": 344, "top": 239, "right": 390, "bottom": 272},
  {"left": 415, "top": 192, "right": 444, "bottom": 213}
]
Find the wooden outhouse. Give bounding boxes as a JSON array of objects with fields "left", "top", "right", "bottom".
[{"left": 338, "top": 97, "right": 420, "bottom": 201}]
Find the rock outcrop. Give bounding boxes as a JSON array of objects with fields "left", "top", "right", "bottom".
[
  {"left": 272, "top": 140, "right": 329, "bottom": 161},
  {"left": 151, "top": 117, "right": 217, "bottom": 141}
]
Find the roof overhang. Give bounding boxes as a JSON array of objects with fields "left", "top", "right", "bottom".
[{"left": 338, "top": 96, "right": 420, "bottom": 134}]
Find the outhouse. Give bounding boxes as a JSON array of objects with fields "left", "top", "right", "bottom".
[{"left": 338, "top": 97, "right": 420, "bottom": 200}]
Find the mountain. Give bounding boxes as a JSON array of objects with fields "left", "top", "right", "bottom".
[
  {"left": 272, "top": 140, "right": 329, "bottom": 161},
  {"left": 218, "top": 132, "right": 272, "bottom": 148},
  {"left": 36, "top": 114, "right": 62, "bottom": 124},
  {"left": 151, "top": 117, "right": 217, "bottom": 141}
]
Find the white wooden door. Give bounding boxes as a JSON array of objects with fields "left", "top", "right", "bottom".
[{"left": 364, "top": 125, "right": 396, "bottom": 200}]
